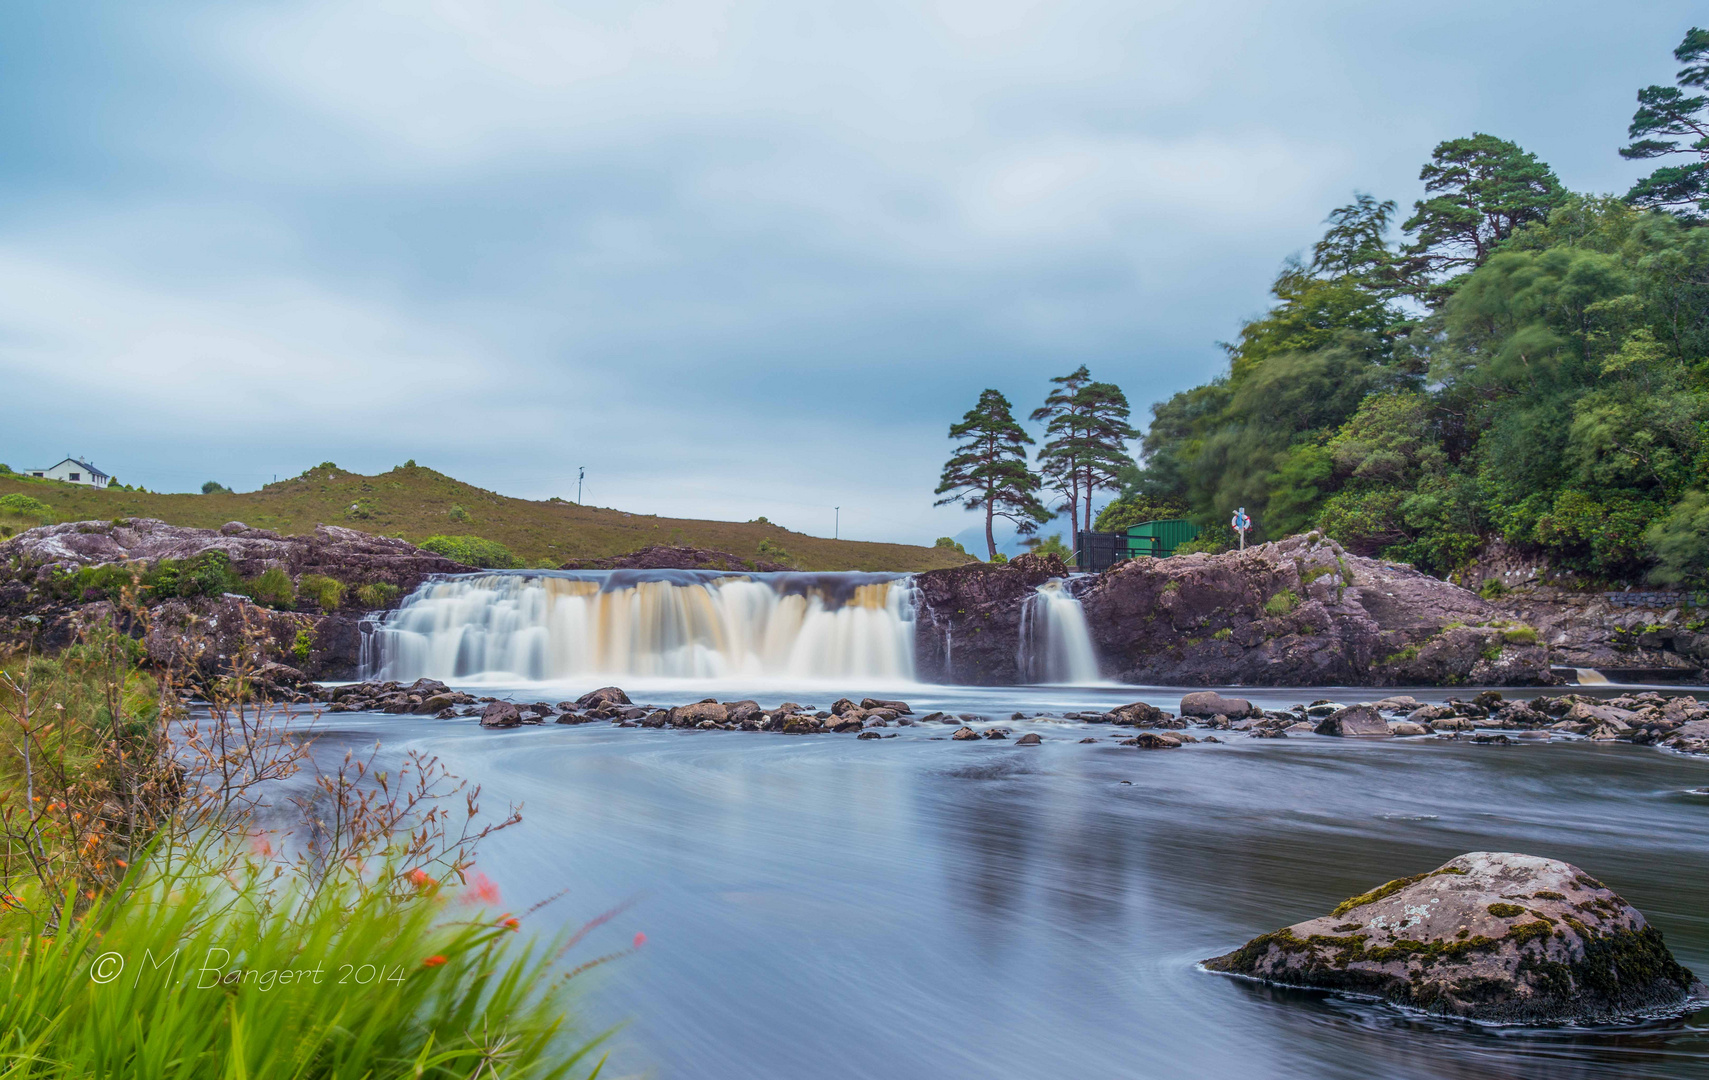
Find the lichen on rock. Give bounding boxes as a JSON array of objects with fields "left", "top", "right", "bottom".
[{"left": 1203, "top": 852, "right": 1704, "bottom": 1023}]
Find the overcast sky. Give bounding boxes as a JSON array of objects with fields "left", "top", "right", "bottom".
[{"left": 0, "top": 1, "right": 1698, "bottom": 546}]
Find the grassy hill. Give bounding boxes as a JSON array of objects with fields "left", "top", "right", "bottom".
[{"left": 0, "top": 461, "right": 973, "bottom": 572}]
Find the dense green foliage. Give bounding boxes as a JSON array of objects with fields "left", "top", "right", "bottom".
[
  {"left": 1118, "top": 38, "right": 1709, "bottom": 585},
  {"left": 935, "top": 389, "right": 1052, "bottom": 560},
  {"left": 419, "top": 534, "right": 524, "bottom": 569}
]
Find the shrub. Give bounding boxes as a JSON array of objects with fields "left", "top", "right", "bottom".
[
  {"left": 448, "top": 503, "right": 470, "bottom": 522},
  {"left": 420, "top": 535, "right": 522, "bottom": 569},
  {"left": 1024, "top": 533, "right": 1072, "bottom": 558},
  {"left": 989, "top": 552, "right": 1009, "bottom": 564},
  {"left": 297, "top": 573, "right": 346, "bottom": 612},
  {"left": 1501, "top": 624, "right": 1539, "bottom": 645},
  {"left": 292, "top": 626, "right": 313, "bottom": 663},
  {"left": 1478, "top": 578, "right": 1509, "bottom": 599},
  {"left": 1263, "top": 589, "right": 1299, "bottom": 616},
  {"left": 178, "top": 551, "right": 240, "bottom": 599},
  {"left": 756, "top": 538, "right": 796, "bottom": 566},
  {"left": 201, "top": 481, "right": 231, "bottom": 495},
  {"left": 356, "top": 582, "right": 402, "bottom": 609},
  {"left": 1212, "top": 627, "right": 1233, "bottom": 641},
  {"left": 245, "top": 566, "right": 296, "bottom": 609},
  {"left": 0, "top": 492, "right": 54, "bottom": 522},
  {"left": 934, "top": 536, "right": 968, "bottom": 555}
]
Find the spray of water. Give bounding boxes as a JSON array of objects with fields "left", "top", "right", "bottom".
[{"left": 1017, "top": 579, "right": 1101, "bottom": 684}]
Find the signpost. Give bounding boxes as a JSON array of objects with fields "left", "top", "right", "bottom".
[{"left": 1231, "top": 507, "right": 1251, "bottom": 550}]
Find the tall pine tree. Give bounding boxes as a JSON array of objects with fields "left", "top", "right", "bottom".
[
  {"left": 935, "top": 389, "right": 1051, "bottom": 560},
  {"left": 1034, "top": 372, "right": 1137, "bottom": 535},
  {"left": 1621, "top": 27, "right": 1709, "bottom": 220}
]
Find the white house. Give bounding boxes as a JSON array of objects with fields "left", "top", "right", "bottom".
[{"left": 26, "top": 458, "right": 112, "bottom": 489}]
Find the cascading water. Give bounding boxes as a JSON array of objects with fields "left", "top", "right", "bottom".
[
  {"left": 367, "top": 570, "right": 917, "bottom": 684},
  {"left": 1017, "top": 578, "right": 1101, "bottom": 684}
]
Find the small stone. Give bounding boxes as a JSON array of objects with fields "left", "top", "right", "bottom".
[
  {"left": 1016, "top": 732, "right": 1042, "bottom": 745},
  {"left": 952, "top": 726, "right": 980, "bottom": 740}
]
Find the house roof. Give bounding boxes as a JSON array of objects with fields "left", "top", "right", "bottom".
[{"left": 31, "top": 458, "right": 110, "bottom": 478}]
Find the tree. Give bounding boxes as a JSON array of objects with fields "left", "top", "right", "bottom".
[
  {"left": 1029, "top": 366, "right": 1093, "bottom": 529},
  {"left": 1621, "top": 27, "right": 1709, "bottom": 220},
  {"left": 935, "top": 389, "right": 1051, "bottom": 560},
  {"left": 1033, "top": 373, "right": 1138, "bottom": 535},
  {"left": 1399, "top": 134, "right": 1568, "bottom": 302},
  {"left": 1310, "top": 192, "right": 1399, "bottom": 287}
]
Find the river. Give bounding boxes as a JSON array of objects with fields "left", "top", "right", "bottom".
[{"left": 302, "top": 679, "right": 1709, "bottom": 1080}]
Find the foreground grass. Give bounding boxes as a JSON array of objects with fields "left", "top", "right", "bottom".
[
  {"left": 0, "top": 866, "right": 608, "bottom": 1079},
  {"left": 0, "top": 462, "right": 972, "bottom": 572}
]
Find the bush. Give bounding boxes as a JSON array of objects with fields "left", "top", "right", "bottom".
[
  {"left": 1263, "top": 589, "right": 1299, "bottom": 616},
  {"left": 0, "top": 492, "right": 54, "bottom": 522},
  {"left": 201, "top": 481, "right": 231, "bottom": 495},
  {"left": 245, "top": 566, "right": 296, "bottom": 609},
  {"left": 756, "top": 538, "right": 796, "bottom": 566},
  {"left": 1478, "top": 577, "right": 1509, "bottom": 599},
  {"left": 1501, "top": 624, "right": 1539, "bottom": 645},
  {"left": 297, "top": 573, "right": 346, "bottom": 612},
  {"left": 292, "top": 626, "right": 314, "bottom": 662},
  {"left": 419, "top": 535, "right": 522, "bottom": 569},
  {"left": 448, "top": 504, "right": 469, "bottom": 522},
  {"left": 989, "top": 552, "right": 1009, "bottom": 564},
  {"left": 177, "top": 551, "right": 240, "bottom": 599},
  {"left": 356, "top": 582, "right": 402, "bottom": 609},
  {"left": 933, "top": 536, "right": 968, "bottom": 555},
  {"left": 1024, "top": 533, "right": 1071, "bottom": 558}
]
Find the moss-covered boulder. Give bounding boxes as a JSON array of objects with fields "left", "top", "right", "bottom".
[{"left": 1204, "top": 852, "right": 1704, "bottom": 1023}]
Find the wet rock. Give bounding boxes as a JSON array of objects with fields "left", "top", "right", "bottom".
[
  {"left": 1203, "top": 851, "right": 1704, "bottom": 1023},
  {"left": 1250, "top": 727, "right": 1287, "bottom": 739},
  {"left": 1389, "top": 721, "right": 1430, "bottom": 737},
  {"left": 951, "top": 726, "right": 980, "bottom": 741},
  {"left": 826, "top": 713, "right": 865, "bottom": 733},
  {"left": 830, "top": 698, "right": 861, "bottom": 715},
  {"left": 1431, "top": 716, "right": 1474, "bottom": 732},
  {"left": 1016, "top": 732, "right": 1042, "bottom": 745},
  {"left": 917, "top": 712, "right": 947, "bottom": 724},
  {"left": 984, "top": 728, "right": 1011, "bottom": 739},
  {"left": 724, "top": 700, "right": 763, "bottom": 726},
  {"left": 856, "top": 730, "right": 883, "bottom": 740},
  {"left": 1314, "top": 704, "right": 1391, "bottom": 737},
  {"left": 668, "top": 701, "right": 727, "bottom": 728},
  {"left": 576, "top": 686, "right": 632, "bottom": 709},
  {"left": 1181, "top": 691, "right": 1257, "bottom": 718},
  {"left": 860, "top": 697, "right": 912, "bottom": 714},
  {"left": 1123, "top": 732, "right": 1182, "bottom": 749},
  {"left": 479, "top": 701, "right": 521, "bottom": 729},
  {"left": 1112, "top": 701, "right": 1171, "bottom": 726},
  {"left": 1371, "top": 695, "right": 1424, "bottom": 713},
  {"left": 1078, "top": 737, "right": 1097, "bottom": 743}
]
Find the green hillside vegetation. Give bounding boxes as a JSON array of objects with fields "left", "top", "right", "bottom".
[
  {"left": 1101, "top": 28, "right": 1709, "bottom": 587},
  {"left": 0, "top": 461, "right": 972, "bottom": 572}
]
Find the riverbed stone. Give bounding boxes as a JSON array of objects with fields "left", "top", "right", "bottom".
[
  {"left": 951, "top": 726, "right": 980, "bottom": 740},
  {"left": 576, "top": 686, "right": 632, "bottom": 709},
  {"left": 1388, "top": 721, "right": 1429, "bottom": 737},
  {"left": 1181, "top": 691, "right": 1256, "bottom": 718},
  {"left": 1314, "top": 704, "right": 1390, "bottom": 737},
  {"left": 1112, "top": 701, "right": 1170, "bottom": 726},
  {"left": 1016, "top": 732, "right": 1042, "bottom": 745},
  {"left": 860, "top": 697, "right": 912, "bottom": 714},
  {"left": 669, "top": 701, "right": 728, "bottom": 727},
  {"left": 479, "top": 701, "right": 521, "bottom": 729},
  {"left": 1203, "top": 851, "right": 1704, "bottom": 1023}
]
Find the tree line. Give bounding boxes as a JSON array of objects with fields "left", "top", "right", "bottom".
[{"left": 939, "top": 27, "right": 1709, "bottom": 584}]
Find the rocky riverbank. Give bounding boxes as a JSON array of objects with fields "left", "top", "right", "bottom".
[
  {"left": 0, "top": 518, "right": 471, "bottom": 679},
  {"left": 912, "top": 534, "right": 1556, "bottom": 687}
]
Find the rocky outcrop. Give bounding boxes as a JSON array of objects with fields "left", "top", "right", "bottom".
[
  {"left": 0, "top": 518, "right": 473, "bottom": 679},
  {"left": 1204, "top": 852, "right": 1703, "bottom": 1023},
  {"left": 560, "top": 545, "right": 793, "bottom": 572},
  {"left": 911, "top": 553, "right": 1070, "bottom": 683},
  {"left": 1079, "top": 535, "right": 1553, "bottom": 686},
  {"left": 0, "top": 518, "right": 471, "bottom": 585}
]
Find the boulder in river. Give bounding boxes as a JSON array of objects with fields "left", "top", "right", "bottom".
[
  {"left": 1203, "top": 852, "right": 1704, "bottom": 1023},
  {"left": 576, "top": 686, "right": 632, "bottom": 709},
  {"left": 951, "top": 726, "right": 980, "bottom": 741},
  {"left": 1314, "top": 704, "right": 1391, "bottom": 737},
  {"left": 1181, "top": 692, "right": 1257, "bottom": 719},
  {"left": 860, "top": 697, "right": 912, "bottom": 714},
  {"left": 1016, "top": 732, "right": 1042, "bottom": 745},
  {"left": 480, "top": 701, "right": 521, "bottom": 729}
]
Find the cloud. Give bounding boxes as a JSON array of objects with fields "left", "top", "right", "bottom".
[{"left": 0, "top": 0, "right": 1700, "bottom": 540}]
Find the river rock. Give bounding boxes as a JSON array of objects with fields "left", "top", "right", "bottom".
[
  {"left": 1388, "top": 721, "right": 1430, "bottom": 737},
  {"left": 1125, "top": 732, "right": 1182, "bottom": 748},
  {"left": 1112, "top": 701, "right": 1170, "bottom": 726},
  {"left": 1314, "top": 704, "right": 1390, "bottom": 737},
  {"left": 576, "top": 686, "right": 632, "bottom": 709},
  {"left": 1181, "top": 692, "right": 1256, "bottom": 719},
  {"left": 1016, "top": 732, "right": 1042, "bottom": 745},
  {"left": 826, "top": 713, "right": 865, "bottom": 733},
  {"left": 951, "top": 726, "right": 980, "bottom": 740},
  {"left": 724, "top": 700, "right": 763, "bottom": 725},
  {"left": 860, "top": 697, "right": 912, "bottom": 714},
  {"left": 1203, "top": 852, "right": 1703, "bottom": 1023},
  {"left": 669, "top": 701, "right": 727, "bottom": 727},
  {"left": 479, "top": 701, "right": 521, "bottom": 729}
]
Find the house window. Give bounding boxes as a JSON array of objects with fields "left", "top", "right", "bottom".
[
  {"left": 32, "top": 472, "right": 43, "bottom": 477},
  {"left": 69, "top": 473, "right": 80, "bottom": 481}
]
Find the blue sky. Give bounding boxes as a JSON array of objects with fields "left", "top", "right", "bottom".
[{"left": 0, "top": 1, "right": 1699, "bottom": 547}]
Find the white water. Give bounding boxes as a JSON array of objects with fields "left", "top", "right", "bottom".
[
  {"left": 1017, "top": 578, "right": 1101, "bottom": 683},
  {"left": 368, "top": 571, "right": 917, "bottom": 685},
  {"left": 1574, "top": 667, "right": 1613, "bottom": 685}
]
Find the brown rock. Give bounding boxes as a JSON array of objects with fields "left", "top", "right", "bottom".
[
  {"left": 480, "top": 701, "right": 521, "bottom": 729},
  {"left": 1315, "top": 704, "right": 1391, "bottom": 737},
  {"left": 951, "top": 726, "right": 980, "bottom": 740},
  {"left": 1180, "top": 692, "right": 1256, "bottom": 718}
]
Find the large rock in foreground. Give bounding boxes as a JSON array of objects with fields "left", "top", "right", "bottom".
[{"left": 1204, "top": 852, "right": 1703, "bottom": 1023}]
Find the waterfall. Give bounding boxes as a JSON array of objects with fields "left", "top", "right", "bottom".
[
  {"left": 368, "top": 570, "right": 917, "bottom": 684},
  {"left": 1574, "top": 667, "right": 1612, "bottom": 686},
  {"left": 1017, "top": 579, "right": 1101, "bottom": 684}
]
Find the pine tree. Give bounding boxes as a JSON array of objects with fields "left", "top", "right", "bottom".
[
  {"left": 1030, "top": 366, "right": 1093, "bottom": 529},
  {"left": 1621, "top": 27, "right": 1709, "bottom": 220},
  {"left": 1034, "top": 372, "right": 1137, "bottom": 536},
  {"left": 935, "top": 389, "right": 1051, "bottom": 560}
]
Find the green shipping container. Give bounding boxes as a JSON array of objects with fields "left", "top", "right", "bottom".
[{"left": 1126, "top": 519, "right": 1202, "bottom": 558}]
